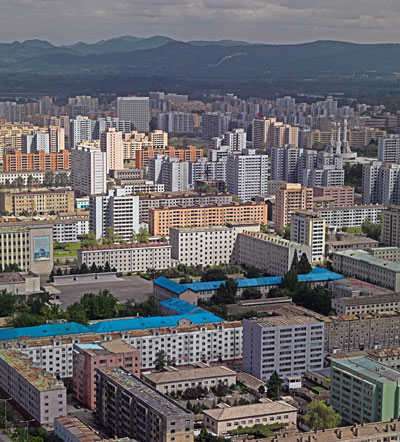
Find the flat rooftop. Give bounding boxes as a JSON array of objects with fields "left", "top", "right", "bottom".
[
  {"left": 334, "top": 249, "right": 400, "bottom": 272},
  {"left": 249, "top": 315, "right": 322, "bottom": 328},
  {"left": 143, "top": 366, "right": 236, "bottom": 384},
  {"left": 333, "top": 357, "right": 400, "bottom": 383},
  {"left": 203, "top": 401, "right": 297, "bottom": 421},
  {"left": 55, "top": 416, "right": 102, "bottom": 442},
  {"left": 241, "top": 231, "right": 304, "bottom": 248},
  {"left": 75, "top": 339, "right": 136, "bottom": 356},
  {"left": 0, "top": 349, "right": 65, "bottom": 391},
  {"left": 330, "top": 277, "right": 393, "bottom": 294},
  {"left": 0, "top": 273, "right": 25, "bottom": 283},
  {"left": 336, "top": 292, "right": 400, "bottom": 307},
  {"left": 99, "top": 367, "right": 192, "bottom": 417}
]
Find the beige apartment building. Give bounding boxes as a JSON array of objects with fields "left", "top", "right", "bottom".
[
  {"left": 234, "top": 231, "right": 312, "bottom": 276},
  {"left": 382, "top": 205, "right": 400, "bottom": 247},
  {"left": 332, "top": 249, "right": 400, "bottom": 292},
  {"left": 100, "top": 127, "right": 124, "bottom": 173},
  {"left": 324, "top": 311, "right": 400, "bottom": 353},
  {"left": 142, "top": 366, "right": 236, "bottom": 394},
  {"left": 203, "top": 401, "right": 297, "bottom": 436},
  {"left": 139, "top": 192, "right": 232, "bottom": 223},
  {"left": 332, "top": 293, "right": 400, "bottom": 315},
  {"left": 0, "top": 349, "right": 66, "bottom": 425},
  {"left": 0, "top": 221, "right": 53, "bottom": 274},
  {"left": 274, "top": 183, "right": 313, "bottom": 231},
  {"left": 149, "top": 202, "right": 268, "bottom": 236},
  {"left": 77, "top": 242, "right": 171, "bottom": 274},
  {"left": 0, "top": 188, "right": 74, "bottom": 216},
  {"left": 252, "top": 117, "right": 299, "bottom": 149}
]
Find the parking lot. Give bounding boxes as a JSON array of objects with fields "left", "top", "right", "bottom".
[{"left": 47, "top": 276, "right": 154, "bottom": 308}]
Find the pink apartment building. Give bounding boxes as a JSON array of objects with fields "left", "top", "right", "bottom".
[{"left": 73, "top": 340, "right": 140, "bottom": 409}]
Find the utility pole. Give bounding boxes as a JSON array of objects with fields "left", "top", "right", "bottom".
[
  {"left": 1, "top": 398, "right": 11, "bottom": 426},
  {"left": 20, "top": 419, "right": 34, "bottom": 442}
]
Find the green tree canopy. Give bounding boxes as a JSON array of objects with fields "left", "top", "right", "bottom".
[
  {"left": 136, "top": 227, "right": 150, "bottom": 244},
  {"left": 242, "top": 288, "right": 262, "bottom": 300},
  {"left": 362, "top": 218, "right": 381, "bottom": 241},
  {"left": 298, "top": 253, "right": 312, "bottom": 274},
  {"left": 266, "top": 371, "right": 283, "bottom": 400},
  {"left": 154, "top": 349, "right": 174, "bottom": 371},
  {"left": 201, "top": 268, "right": 227, "bottom": 282},
  {"left": 303, "top": 401, "right": 342, "bottom": 430}
]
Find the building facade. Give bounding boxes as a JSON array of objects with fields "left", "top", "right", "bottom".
[
  {"left": 4, "top": 150, "right": 70, "bottom": 172},
  {"left": 242, "top": 316, "right": 324, "bottom": 380},
  {"left": 117, "top": 97, "right": 150, "bottom": 132},
  {"left": 149, "top": 203, "right": 268, "bottom": 236}
]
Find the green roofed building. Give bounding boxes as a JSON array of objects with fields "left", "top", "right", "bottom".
[{"left": 330, "top": 357, "right": 400, "bottom": 424}]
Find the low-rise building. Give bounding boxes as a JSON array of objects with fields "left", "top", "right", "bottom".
[
  {"left": 96, "top": 367, "right": 194, "bottom": 442},
  {"left": 313, "top": 186, "right": 355, "bottom": 207},
  {"left": 169, "top": 222, "right": 259, "bottom": 267},
  {"left": 330, "top": 357, "right": 400, "bottom": 423},
  {"left": 329, "top": 277, "right": 394, "bottom": 299},
  {"left": 53, "top": 216, "right": 89, "bottom": 243},
  {"left": 0, "top": 271, "right": 40, "bottom": 294},
  {"left": 234, "top": 231, "right": 312, "bottom": 276},
  {"left": 54, "top": 416, "right": 103, "bottom": 442},
  {"left": 242, "top": 314, "right": 324, "bottom": 381},
  {"left": 369, "top": 246, "right": 400, "bottom": 261},
  {"left": 268, "top": 420, "right": 400, "bottom": 442},
  {"left": 77, "top": 242, "right": 171, "bottom": 274},
  {"left": 142, "top": 366, "right": 236, "bottom": 395},
  {"left": 332, "top": 293, "right": 400, "bottom": 315},
  {"left": 0, "top": 349, "right": 66, "bottom": 425},
  {"left": 325, "top": 235, "right": 379, "bottom": 254},
  {"left": 73, "top": 340, "right": 140, "bottom": 410},
  {"left": 368, "top": 347, "right": 400, "bottom": 370},
  {"left": 203, "top": 401, "right": 297, "bottom": 436},
  {"left": 0, "top": 170, "right": 71, "bottom": 187},
  {"left": 333, "top": 249, "right": 400, "bottom": 291}
]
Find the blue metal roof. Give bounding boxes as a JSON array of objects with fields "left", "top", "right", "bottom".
[
  {"left": 0, "top": 322, "right": 91, "bottom": 341},
  {"left": 153, "top": 276, "right": 189, "bottom": 295},
  {"left": 88, "top": 313, "right": 224, "bottom": 333},
  {"left": 298, "top": 267, "right": 343, "bottom": 283},
  {"left": 184, "top": 277, "right": 283, "bottom": 292},
  {"left": 160, "top": 298, "right": 205, "bottom": 315},
  {"left": 184, "top": 280, "right": 226, "bottom": 292}
]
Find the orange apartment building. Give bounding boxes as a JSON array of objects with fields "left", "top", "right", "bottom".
[
  {"left": 4, "top": 150, "right": 70, "bottom": 172},
  {"left": 135, "top": 145, "right": 203, "bottom": 168},
  {"left": 149, "top": 202, "right": 268, "bottom": 236},
  {"left": 274, "top": 183, "right": 313, "bottom": 231}
]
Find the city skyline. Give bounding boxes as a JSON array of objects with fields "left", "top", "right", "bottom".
[{"left": 0, "top": 0, "right": 399, "bottom": 45}]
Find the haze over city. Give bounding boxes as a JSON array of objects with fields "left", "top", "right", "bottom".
[{"left": 1, "top": 0, "right": 399, "bottom": 44}]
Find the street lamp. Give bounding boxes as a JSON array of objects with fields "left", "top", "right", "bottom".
[
  {"left": 1, "top": 398, "right": 11, "bottom": 426},
  {"left": 20, "top": 419, "right": 34, "bottom": 442}
]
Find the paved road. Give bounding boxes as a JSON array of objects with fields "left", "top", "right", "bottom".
[{"left": 0, "top": 429, "right": 12, "bottom": 442}]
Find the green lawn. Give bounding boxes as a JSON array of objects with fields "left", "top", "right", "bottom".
[{"left": 54, "top": 242, "right": 81, "bottom": 257}]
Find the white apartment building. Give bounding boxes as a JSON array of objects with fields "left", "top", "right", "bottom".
[
  {"left": 190, "top": 157, "right": 227, "bottom": 183},
  {"left": 290, "top": 211, "right": 326, "bottom": 263},
  {"left": 314, "top": 205, "right": 383, "bottom": 228},
  {"left": 169, "top": 222, "right": 260, "bottom": 267},
  {"left": 378, "top": 135, "right": 400, "bottom": 163},
  {"left": 298, "top": 151, "right": 344, "bottom": 188},
  {"left": 89, "top": 188, "right": 139, "bottom": 241},
  {"left": 242, "top": 316, "right": 324, "bottom": 381},
  {"left": 0, "top": 170, "right": 71, "bottom": 186},
  {"left": 0, "top": 349, "right": 66, "bottom": 425},
  {"left": 2, "top": 320, "right": 243, "bottom": 374},
  {"left": 234, "top": 231, "right": 312, "bottom": 276},
  {"left": 362, "top": 161, "right": 400, "bottom": 205},
  {"left": 148, "top": 155, "right": 189, "bottom": 192},
  {"left": 53, "top": 218, "right": 89, "bottom": 243},
  {"left": 117, "top": 96, "right": 150, "bottom": 132},
  {"left": 77, "top": 242, "right": 171, "bottom": 273},
  {"left": 270, "top": 145, "right": 303, "bottom": 183},
  {"left": 71, "top": 145, "right": 106, "bottom": 197},
  {"left": 226, "top": 149, "right": 268, "bottom": 202},
  {"left": 70, "top": 116, "right": 95, "bottom": 148},
  {"left": 157, "top": 112, "right": 195, "bottom": 133},
  {"left": 222, "top": 129, "right": 247, "bottom": 151}
]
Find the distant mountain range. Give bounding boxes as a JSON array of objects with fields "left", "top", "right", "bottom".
[{"left": 1, "top": 36, "right": 400, "bottom": 96}]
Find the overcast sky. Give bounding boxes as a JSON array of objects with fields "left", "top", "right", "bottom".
[{"left": 0, "top": 0, "right": 399, "bottom": 45}]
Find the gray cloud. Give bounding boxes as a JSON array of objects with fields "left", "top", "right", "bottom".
[{"left": 0, "top": 0, "right": 399, "bottom": 44}]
